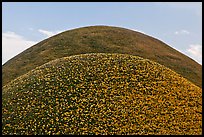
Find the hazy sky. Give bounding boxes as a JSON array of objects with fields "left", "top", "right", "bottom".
[{"left": 2, "top": 2, "right": 202, "bottom": 65}]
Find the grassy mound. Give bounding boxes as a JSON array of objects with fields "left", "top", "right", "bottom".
[
  {"left": 2, "top": 53, "right": 202, "bottom": 135},
  {"left": 2, "top": 26, "right": 202, "bottom": 88}
]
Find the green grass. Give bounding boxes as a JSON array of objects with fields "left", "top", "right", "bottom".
[
  {"left": 2, "top": 26, "right": 202, "bottom": 88},
  {"left": 2, "top": 53, "right": 202, "bottom": 135}
]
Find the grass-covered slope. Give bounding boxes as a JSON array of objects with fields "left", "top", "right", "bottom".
[
  {"left": 2, "top": 53, "right": 202, "bottom": 135},
  {"left": 2, "top": 26, "right": 202, "bottom": 88}
]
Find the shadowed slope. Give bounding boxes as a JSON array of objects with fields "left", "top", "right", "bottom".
[
  {"left": 2, "top": 26, "right": 202, "bottom": 87},
  {"left": 3, "top": 53, "right": 202, "bottom": 135}
]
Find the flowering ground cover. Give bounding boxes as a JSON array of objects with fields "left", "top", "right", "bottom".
[{"left": 2, "top": 53, "right": 202, "bottom": 135}]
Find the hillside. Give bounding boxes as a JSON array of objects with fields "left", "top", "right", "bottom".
[
  {"left": 2, "top": 26, "right": 202, "bottom": 88},
  {"left": 2, "top": 53, "right": 202, "bottom": 135}
]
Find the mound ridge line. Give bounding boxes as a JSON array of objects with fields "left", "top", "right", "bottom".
[{"left": 2, "top": 26, "right": 202, "bottom": 88}]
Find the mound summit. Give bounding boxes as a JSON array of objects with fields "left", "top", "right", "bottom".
[
  {"left": 2, "top": 26, "right": 202, "bottom": 88},
  {"left": 2, "top": 53, "right": 202, "bottom": 135}
]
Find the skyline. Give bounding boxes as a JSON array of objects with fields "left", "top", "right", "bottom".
[{"left": 2, "top": 2, "right": 202, "bottom": 65}]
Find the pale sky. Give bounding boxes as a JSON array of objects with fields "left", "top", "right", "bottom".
[{"left": 2, "top": 2, "right": 202, "bottom": 65}]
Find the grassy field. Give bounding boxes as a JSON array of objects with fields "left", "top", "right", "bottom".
[
  {"left": 2, "top": 53, "right": 202, "bottom": 135},
  {"left": 2, "top": 26, "right": 202, "bottom": 88}
]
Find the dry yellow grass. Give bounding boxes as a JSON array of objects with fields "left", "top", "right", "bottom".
[{"left": 2, "top": 53, "right": 202, "bottom": 135}]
